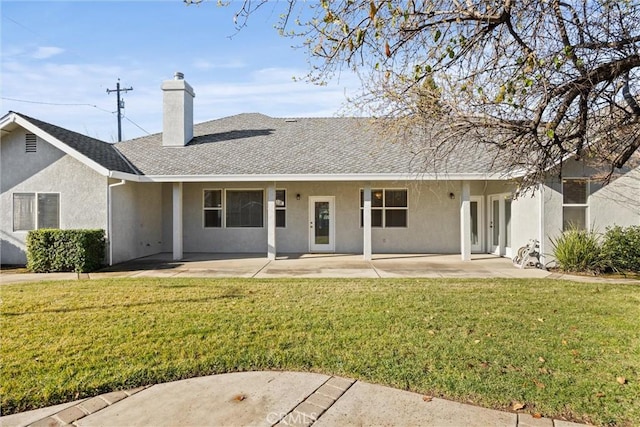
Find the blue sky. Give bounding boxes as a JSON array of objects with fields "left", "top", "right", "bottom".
[{"left": 1, "top": 1, "right": 360, "bottom": 142}]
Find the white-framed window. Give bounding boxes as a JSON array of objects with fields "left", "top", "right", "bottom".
[
  {"left": 226, "top": 189, "right": 264, "bottom": 228},
  {"left": 203, "top": 189, "right": 222, "bottom": 228},
  {"left": 562, "top": 178, "right": 589, "bottom": 230},
  {"left": 360, "top": 188, "right": 408, "bottom": 228},
  {"left": 13, "top": 192, "right": 60, "bottom": 231},
  {"left": 276, "top": 189, "right": 286, "bottom": 228}
]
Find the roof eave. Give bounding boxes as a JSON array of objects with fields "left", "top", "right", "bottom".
[{"left": 135, "top": 172, "right": 519, "bottom": 183}]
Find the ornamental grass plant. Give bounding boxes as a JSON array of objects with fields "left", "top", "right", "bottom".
[{"left": 550, "top": 226, "right": 603, "bottom": 273}]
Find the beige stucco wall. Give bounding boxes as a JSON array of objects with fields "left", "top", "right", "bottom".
[
  {"left": 165, "top": 181, "right": 466, "bottom": 254},
  {"left": 542, "top": 162, "right": 640, "bottom": 262},
  {"left": 470, "top": 180, "right": 536, "bottom": 257},
  {"left": 141, "top": 164, "right": 639, "bottom": 260},
  {"left": 511, "top": 191, "right": 541, "bottom": 257},
  {"left": 589, "top": 167, "right": 640, "bottom": 228},
  {"left": 1, "top": 127, "right": 108, "bottom": 264},
  {"left": 110, "top": 180, "right": 164, "bottom": 264}
]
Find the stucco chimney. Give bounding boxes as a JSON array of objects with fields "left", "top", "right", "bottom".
[{"left": 162, "top": 72, "right": 195, "bottom": 147}]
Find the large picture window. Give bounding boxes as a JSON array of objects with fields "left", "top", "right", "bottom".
[
  {"left": 360, "top": 189, "right": 408, "bottom": 228},
  {"left": 13, "top": 192, "right": 60, "bottom": 231},
  {"left": 562, "top": 179, "right": 588, "bottom": 230},
  {"left": 226, "top": 190, "right": 264, "bottom": 228}
]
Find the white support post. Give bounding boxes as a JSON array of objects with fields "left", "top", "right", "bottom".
[
  {"left": 267, "top": 184, "right": 276, "bottom": 260},
  {"left": 538, "top": 183, "right": 545, "bottom": 265},
  {"left": 460, "top": 181, "right": 471, "bottom": 261},
  {"left": 363, "top": 185, "right": 372, "bottom": 261},
  {"left": 172, "top": 182, "right": 183, "bottom": 261}
]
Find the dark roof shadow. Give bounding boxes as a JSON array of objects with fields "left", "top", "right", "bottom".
[{"left": 189, "top": 129, "right": 275, "bottom": 145}]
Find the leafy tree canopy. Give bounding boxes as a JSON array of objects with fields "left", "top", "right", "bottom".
[{"left": 189, "top": 0, "right": 640, "bottom": 189}]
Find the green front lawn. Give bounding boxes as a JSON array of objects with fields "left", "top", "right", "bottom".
[{"left": 1, "top": 278, "right": 639, "bottom": 425}]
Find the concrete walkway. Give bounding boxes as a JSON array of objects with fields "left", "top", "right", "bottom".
[
  {"left": 1, "top": 253, "right": 558, "bottom": 285},
  {"left": 1, "top": 371, "right": 587, "bottom": 427},
  {"left": 3, "top": 252, "right": 638, "bottom": 285}
]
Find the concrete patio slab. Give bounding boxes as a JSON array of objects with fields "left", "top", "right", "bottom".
[
  {"left": 256, "top": 256, "right": 379, "bottom": 278},
  {"left": 4, "top": 252, "right": 636, "bottom": 285},
  {"left": 371, "top": 254, "right": 551, "bottom": 279}
]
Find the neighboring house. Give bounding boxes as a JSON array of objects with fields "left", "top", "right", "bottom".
[{"left": 1, "top": 73, "right": 638, "bottom": 266}]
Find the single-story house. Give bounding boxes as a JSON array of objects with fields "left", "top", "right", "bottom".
[{"left": 2, "top": 73, "right": 638, "bottom": 266}]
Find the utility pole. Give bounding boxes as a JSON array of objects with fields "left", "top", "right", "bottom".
[{"left": 106, "top": 79, "right": 133, "bottom": 142}]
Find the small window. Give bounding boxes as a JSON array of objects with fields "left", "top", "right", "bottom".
[
  {"left": 38, "top": 193, "right": 60, "bottom": 229},
  {"left": 360, "top": 189, "right": 408, "bottom": 228},
  {"left": 563, "top": 179, "right": 587, "bottom": 204},
  {"left": 13, "top": 192, "right": 59, "bottom": 231},
  {"left": 562, "top": 179, "right": 588, "bottom": 230},
  {"left": 276, "top": 189, "right": 286, "bottom": 228},
  {"left": 203, "top": 189, "right": 222, "bottom": 228},
  {"left": 13, "top": 193, "right": 35, "bottom": 231},
  {"left": 226, "top": 190, "right": 263, "bottom": 228},
  {"left": 25, "top": 134, "right": 37, "bottom": 153}
]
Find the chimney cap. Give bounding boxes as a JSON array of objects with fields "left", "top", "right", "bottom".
[{"left": 174, "top": 72, "right": 184, "bottom": 80}]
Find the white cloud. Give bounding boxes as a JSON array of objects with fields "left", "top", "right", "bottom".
[{"left": 32, "top": 46, "right": 65, "bottom": 59}]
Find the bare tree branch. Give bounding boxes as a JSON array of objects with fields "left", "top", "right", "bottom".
[{"left": 195, "top": 0, "right": 640, "bottom": 189}]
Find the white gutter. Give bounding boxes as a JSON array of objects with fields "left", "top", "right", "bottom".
[
  {"left": 133, "top": 172, "right": 522, "bottom": 183},
  {"left": 109, "top": 170, "right": 142, "bottom": 181},
  {"left": 107, "top": 179, "right": 127, "bottom": 266}
]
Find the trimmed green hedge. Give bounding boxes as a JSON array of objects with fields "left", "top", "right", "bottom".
[
  {"left": 601, "top": 225, "right": 640, "bottom": 273},
  {"left": 26, "top": 229, "right": 106, "bottom": 273}
]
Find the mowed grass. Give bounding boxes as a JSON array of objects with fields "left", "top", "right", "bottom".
[{"left": 1, "top": 278, "right": 639, "bottom": 425}]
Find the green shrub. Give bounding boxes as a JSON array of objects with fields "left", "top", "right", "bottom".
[
  {"left": 600, "top": 225, "right": 640, "bottom": 273},
  {"left": 26, "top": 229, "right": 105, "bottom": 273},
  {"left": 550, "top": 227, "right": 603, "bottom": 273}
]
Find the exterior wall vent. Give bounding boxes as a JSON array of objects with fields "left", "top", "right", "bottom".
[{"left": 25, "top": 133, "right": 37, "bottom": 153}]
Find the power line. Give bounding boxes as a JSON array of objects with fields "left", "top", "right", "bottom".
[
  {"left": 1, "top": 96, "right": 113, "bottom": 113},
  {"left": 2, "top": 15, "right": 92, "bottom": 64},
  {"left": 3, "top": 95, "right": 151, "bottom": 137},
  {"left": 122, "top": 115, "right": 151, "bottom": 136}
]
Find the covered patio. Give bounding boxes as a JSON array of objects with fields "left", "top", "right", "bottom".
[{"left": 95, "top": 253, "right": 550, "bottom": 279}]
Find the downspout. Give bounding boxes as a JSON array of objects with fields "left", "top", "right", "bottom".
[
  {"left": 538, "top": 183, "right": 545, "bottom": 266},
  {"left": 108, "top": 179, "right": 127, "bottom": 266}
]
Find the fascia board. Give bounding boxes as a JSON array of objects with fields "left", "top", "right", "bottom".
[
  {"left": 9, "top": 114, "right": 111, "bottom": 177},
  {"left": 137, "top": 172, "right": 519, "bottom": 183},
  {"left": 108, "top": 170, "right": 142, "bottom": 181},
  {"left": 0, "top": 112, "right": 16, "bottom": 129}
]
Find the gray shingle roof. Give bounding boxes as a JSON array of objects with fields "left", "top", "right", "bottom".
[
  {"left": 13, "top": 112, "right": 139, "bottom": 175},
  {"left": 116, "top": 113, "right": 507, "bottom": 177}
]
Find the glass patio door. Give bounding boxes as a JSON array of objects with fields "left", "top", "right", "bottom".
[
  {"left": 470, "top": 196, "right": 484, "bottom": 253},
  {"left": 488, "top": 194, "right": 512, "bottom": 256},
  {"left": 309, "top": 197, "right": 335, "bottom": 252}
]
